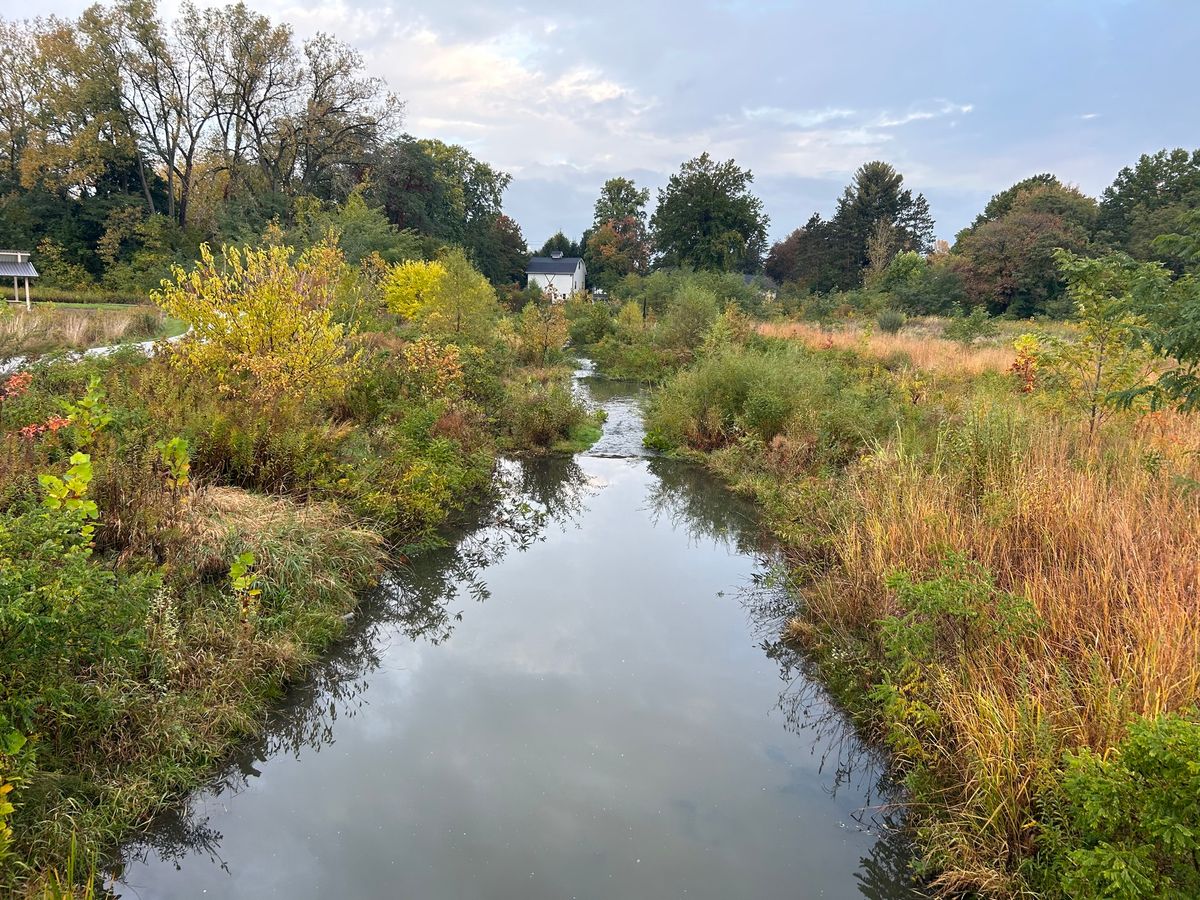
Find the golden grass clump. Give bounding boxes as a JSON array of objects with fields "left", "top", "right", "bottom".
[
  {"left": 785, "top": 404, "right": 1200, "bottom": 891},
  {"left": 759, "top": 319, "right": 1017, "bottom": 375},
  {"left": 0, "top": 305, "right": 162, "bottom": 359}
]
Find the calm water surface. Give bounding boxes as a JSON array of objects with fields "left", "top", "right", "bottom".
[{"left": 112, "top": 372, "right": 920, "bottom": 899}]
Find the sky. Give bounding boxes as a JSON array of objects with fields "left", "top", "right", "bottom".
[{"left": 9, "top": 0, "right": 1199, "bottom": 248}]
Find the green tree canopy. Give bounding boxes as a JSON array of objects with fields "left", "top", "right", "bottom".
[
  {"left": 1098, "top": 148, "right": 1200, "bottom": 271},
  {"left": 536, "top": 231, "right": 583, "bottom": 258},
  {"left": 584, "top": 216, "right": 651, "bottom": 292},
  {"left": 829, "top": 161, "right": 935, "bottom": 286},
  {"left": 766, "top": 163, "right": 933, "bottom": 291},
  {"left": 952, "top": 180, "right": 1097, "bottom": 316},
  {"left": 764, "top": 215, "right": 840, "bottom": 292},
  {"left": 650, "top": 153, "right": 768, "bottom": 273},
  {"left": 592, "top": 176, "right": 650, "bottom": 228},
  {"left": 476, "top": 213, "right": 528, "bottom": 286},
  {"left": 967, "top": 174, "right": 1059, "bottom": 230},
  {"left": 586, "top": 176, "right": 651, "bottom": 290},
  {"left": 289, "top": 188, "right": 423, "bottom": 265}
]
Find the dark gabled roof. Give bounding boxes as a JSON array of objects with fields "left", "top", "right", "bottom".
[
  {"left": 527, "top": 256, "right": 582, "bottom": 275},
  {"left": 0, "top": 261, "right": 37, "bottom": 278}
]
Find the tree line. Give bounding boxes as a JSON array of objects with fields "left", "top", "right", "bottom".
[
  {"left": 2, "top": 0, "right": 1198, "bottom": 319},
  {"left": 537, "top": 148, "right": 1200, "bottom": 324},
  {"left": 0, "top": 0, "right": 526, "bottom": 291},
  {"left": 763, "top": 150, "right": 1200, "bottom": 319}
]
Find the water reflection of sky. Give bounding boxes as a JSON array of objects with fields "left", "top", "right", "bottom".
[{"left": 112, "top": 383, "right": 922, "bottom": 900}]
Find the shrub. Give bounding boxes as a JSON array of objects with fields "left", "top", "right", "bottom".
[
  {"left": 397, "top": 248, "right": 501, "bottom": 346},
  {"left": 154, "top": 240, "right": 359, "bottom": 402},
  {"left": 645, "top": 343, "right": 903, "bottom": 456},
  {"left": 503, "top": 379, "right": 587, "bottom": 449},
  {"left": 943, "top": 306, "right": 999, "bottom": 346},
  {"left": 1037, "top": 711, "right": 1200, "bottom": 899},
  {"left": 879, "top": 554, "right": 1040, "bottom": 672},
  {"left": 517, "top": 302, "right": 569, "bottom": 366},
  {"left": 655, "top": 285, "right": 719, "bottom": 351},
  {"left": 565, "top": 299, "right": 615, "bottom": 346},
  {"left": 383, "top": 259, "right": 446, "bottom": 319},
  {"left": 877, "top": 308, "right": 906, "bottom": 334}
]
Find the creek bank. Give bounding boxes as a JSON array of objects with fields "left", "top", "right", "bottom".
[
  {"left": 111, "top": 373, "right": 925, "bottom": 900},
  {"left": 0, "top": 343, "right": 593, "bottom": 896},
  {"left": 639, "top": 336, "right": 1200, "bottom": 898}
]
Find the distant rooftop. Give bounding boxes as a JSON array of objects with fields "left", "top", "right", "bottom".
[
  {"left": 527, "top": 256, "right": 582, "bottom": 275},
  {"left": 0, "top": 250, "right": 37, "bottom": 278}
]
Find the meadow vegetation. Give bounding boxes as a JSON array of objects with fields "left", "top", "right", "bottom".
[
  {"left": 0, "top": 304, "right": 182, "bottom": 361},
  {"left": 639, "top": 249, "right": 1200, "bottom": 898},
  {"left": 0, "top": 237, "right": 591, "bottom": 895},
  {"left": 3, "top": 0, "right": 1200, "bottom": 894},
  {"left": 564, "top": 269, "right": 771, "bottom": 382}
]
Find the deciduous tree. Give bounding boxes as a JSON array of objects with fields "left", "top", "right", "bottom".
[
  {"left": 154, "top": 239, "right": 358, "bottom": 401},
  {"left": 650, "top": 153, "right": 768, "bottom": 273},
  {"left": 517, "top": 300, "right": 568, "bottom": 366},
  {"left": 592, "top": 176, "right": 649, "bottom": 229},
  {"left": 952, "top": 182, "right": 1096, "bottom": 316},
  {"left": 584, "top": 216, "right": 650, "bottom": 291}
]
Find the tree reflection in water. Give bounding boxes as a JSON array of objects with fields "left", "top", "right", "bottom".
[
  {"left": 644, "top": 455, "right": 925, "bottom": 898},
  {"left": 643, "top": 456, "right": 768, "bottom": 554},
  {"left": 379, "top": 456, "right": 595, "bottom": 645},
  {"left": 112, "top": 447, "right": 923, "bottom": 897},
  {"left": 109, "top": 456, "right": 594, "bottom": 882}
]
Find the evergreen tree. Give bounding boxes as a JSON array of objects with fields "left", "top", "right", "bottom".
[
  {"left": 536, "top": 231, "right": 583, "bottom": 258},
  {"left": 828, "top": 161, "right": 935, "bottom": 287}
]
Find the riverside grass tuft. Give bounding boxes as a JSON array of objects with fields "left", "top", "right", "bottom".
[{"left": 645, "top": 337, "right": 1200, "bottom": 897}]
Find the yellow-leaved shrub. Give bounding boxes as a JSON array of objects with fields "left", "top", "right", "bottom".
[{"left": 154, "top": 240, "right": 359, "bottom": 402}]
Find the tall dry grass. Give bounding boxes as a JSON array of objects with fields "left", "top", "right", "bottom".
[
  {"left": 784, "top": 406, "right": 1200, "bottom": 892},
  {"left": 0, "top": 305, "right": 162, "bottom": 359},
  {"left": 760, "top": 319, "right": 1017, "bottom": 375}
]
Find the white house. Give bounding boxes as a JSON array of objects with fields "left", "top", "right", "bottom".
[{"left": 526, "top": 251, "right": 585, "bottom": 300}]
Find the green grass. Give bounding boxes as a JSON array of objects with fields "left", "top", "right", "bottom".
[
  {"left": 551, "top": 418, "right": 605, "bottom": 453},
  {"left": 23, "top": 286, "right": 150, "bottom": 306},
  {"left": 156, "top": 316, "right": 188, "bottom": 340}
]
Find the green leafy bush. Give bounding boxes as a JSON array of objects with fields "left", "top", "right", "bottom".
[
  {"left": 565, "top": 300, "right": 616, "bottom": 346},
  {"left": 645, "top": 343, "right": 904, "bottom": 460},
  {"left": 879, "top": 553, "right": 1040, "bottom": 671},
  {"left": 943, "top": 306, "right": 1000, "bottom": 345},
  {"left": 503, "top": 379, "right": 588, "bottom": 449},
  {"left": 1037, "top": 711, "right": 1200, "bottom": 899}
]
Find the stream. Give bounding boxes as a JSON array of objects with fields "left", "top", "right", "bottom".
[{"left": 112, "top": 369, "right": 921, "bottom": 899}]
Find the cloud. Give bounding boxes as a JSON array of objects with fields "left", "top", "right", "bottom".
[
  {"left": 874, "top": 101, "right": 975, "bottom": 128},
  {"left": 550, "top": 70, "right": 630, "bottom": 104},
  {"left": 741, "top": 106, "right": 857, "bottom": 128}
]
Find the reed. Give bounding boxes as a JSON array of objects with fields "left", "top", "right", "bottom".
[
  {"left": 784, "top": 398, "right": 1200, "bottom": 891},
  {"left": 654, "top": 337, "right": 1200, "bottom": 893},
  {"left": 0, "top": 306, "right": 164, "bottom": 358}
]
